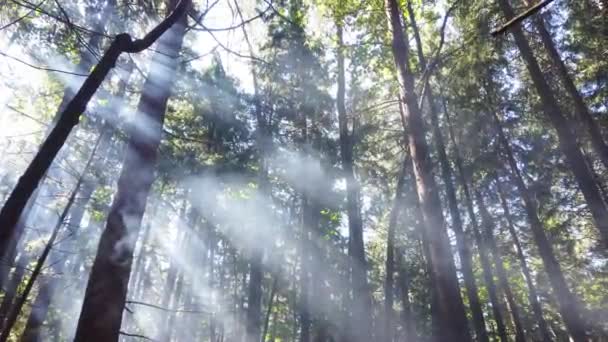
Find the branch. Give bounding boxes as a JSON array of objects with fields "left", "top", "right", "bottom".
[
  {"left": 124, "top": 0, "right": 190, "bottom": 53},
  {"left": 491, "top": 0, "right": 555, "bottom": 36},
  {"left": 0, "top": 50, "right": 88, "bottom": 76},
  {"left": 119, "top": 331, "right": 156, "bottom": 341},
  {"left": 126, "top": 300, "right": 209, "bottom": 314},
  {"left": 0, "top": 0, "right": 47, "bottom": 31}
]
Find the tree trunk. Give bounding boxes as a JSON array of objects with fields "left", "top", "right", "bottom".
[
  {"left": 0, "top": 133, "right": 103, "bottom": 342},
  {"left": 384, "top": 0, "right": 471, "bottom": 340},
  {"left": 475, "top": 190, "right": 527, "bottom": 342},
  {"left": 530, "top": 6, "right": 608, "bottom": 170},
  {"left": 497, "top": 0, "right": 608, "bottom": 247},
  {"left": 73, "top": 3, "right": 187, "bottom": 340},
  {"left": 439, "top": 103, "right": 512, "bottom": 342},
  {"left": 336, "top": 23, "right": 372, "bottom": 342},
  {"left": 491, "top": 109, "right": 589, "bottom": 341},
  {"left": 494, "top": 175, "right": 553, "bottom": 342},
  {"left": 0, "top": 0, "right": 190, "bottom": 257},
  {"left": 262, "top": 276, "right": 278, "bottom": 342},
  {"left": 407, "top": 4, "right": 490, "bottom": 341}
]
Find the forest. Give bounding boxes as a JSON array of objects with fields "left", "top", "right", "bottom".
[{"left": 0, "top": 0, "right": 606, "bottom": 341}]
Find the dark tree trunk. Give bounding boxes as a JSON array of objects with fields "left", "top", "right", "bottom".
[
  {"left": 497, "top": 0, "right": 608, "bottom": 247},
  {"left": 336, "top": 23, "right": 372, "bottom": 342},
  {"left": 0, "top": 253, "right": 27, "bottom": 327},
  {"left": 475, "top": 190, "right": 527, "bottom": 342},
  {"left": 407, "top": 4, "right": 490, "bottom": 341},
  {"left": 0, "top": 133, "right": 103, "bottom": 342},
  {"left": 384, "top": 0, "right": 471, "bottom": 340},
  {"left": 494, "top": 175, "right": 553, "bottom": 342},
  {"left": 20, "top": 61, "right": 132, "bottom": 341},
  {"left": 0, "top": 0, "right": 190, "bottom": 258},
  {"left": 491, "top": 109, "right": 589, "bottom": 342},
  {"left": 440, "top": 98, "right": 510, "bottom": 342},
  {"left": 73, "top": 3, "right": 188, "bottom": 340},
  {"left": 531, "top": 6, "right": 608, "bottom": 170}
]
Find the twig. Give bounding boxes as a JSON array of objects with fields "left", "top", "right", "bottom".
[
  {"left": 126, "top": 300, "right": 209, "bottom": 314},
  {"left": 0, "top": 0, "right": 47, "bottom": 31},
  {"left": 118, "top": 331, "right": 156, "bottom": 341},
  {"left": 0, "top": 50, "right": 88, "bottom": 76}
]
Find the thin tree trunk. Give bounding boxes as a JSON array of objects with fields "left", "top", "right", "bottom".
[
  {"left": 262, "top": 276, "right": 278, "bottom": 342},
  {"left": 384, "top": 0, "right": 471, "bottom": 340},
  {"left": 0, "top": 253, "right": 27, "bottom": 327},
  {"left": 491, "top": 108, "right": 589, "bottom": 342},
  {"left": 497, "top": 0, "right": 608, "bottom": 247},
  {"left": 494, "top": 175, "right": 552, "bottom": 342},
  {"left": 383, "top": 164, "right": 405, "bottom": 342},
  {"left": 440, "top": 100, "right": 510, "bottom": 342},
  {"left": 407, "top": 4, "right": 490, "bottom": 341},
  {"left": 475, "top": 190, "right": 527, "bottom": 342},
  {"left": 336, "top": 23, "right": 372, "bottom": 342},
  {"left": 73, "top": 2, "right": 188, "bottom": 339},
  {"left": 0, "top": 132, "right": 104, "bottom": 342}
]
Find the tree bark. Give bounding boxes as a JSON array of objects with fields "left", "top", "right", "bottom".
[
  {"left": 475, "top": 190, "right": 527, "bottom": 342},
  {"left": 336, "top": 23, "right": 372, "bottom": 342},
  {"left": 494, "top": 175, "right": 553, "bottom": 342},
  {"left": 407, "top": 4, "right": 490, "bottom": 341},
  {"left": 530, "top": 7, "right": 608, "bottom": 171},
  {"left": 497, "top": 0, "right": 608, "bottom": 247},
  {"left": 0, "top": 132, "right": 104, "bottom": 342},
  {"left": 384, "top": 0, "right": 471, "bottom": 340},
  {"left": 0, "top": 0, "right": 191, "bottom": 257},
  {"left": 491, "top": 109, "right": 589, "bottom": 341},
  {"left": 73, "top": 2, "right": 188, "bottom": 339}
]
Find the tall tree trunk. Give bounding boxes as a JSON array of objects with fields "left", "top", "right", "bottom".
[
  {"left": 383, "top": 164, "right": 406, "bottom": 342},
  {"left": 497, "top": 0, "right": 608, "bottom": 247},
  {"left": 20, "top": 61, "right": 132, "bottom": 342},
  {"left": 234, "top": 2, "right": 268, "bottom": 338},
  {"left": 494, "top": 175, "right": 553, "bottom": 342},
  {"left": 0, "top": 132, "right": 104, "bottom": 342},
  {"left": 530, "top": 6, "right": 608, "bottom": 170},
  {"left": 73, "top": 3, "right": 188, "bottom": 339},
  {"left": 384, "top": 0, "right": 471, "bottom": 340},
  {"left": 0, "top": 0, "right": 190, "bottom": 256},
  {"left": 407, "top": 4, "right": 490, "bottom": 341},
  {"left": 0, "top": 0, "right": 113, "bottom": 289},
  {"left": 440, "top": 101, "right": 511, "bottom": 342},
  {"left": 336, "top": 23, "right": 372, "bottom": 342},
  {"left": 475, "top": 190, "right": 527, "bottom": 342},
  {"left": 491, "top": 109, "right": 589, "bottom": 341}
]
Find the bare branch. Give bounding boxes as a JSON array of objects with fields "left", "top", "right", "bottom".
[{"left": 491, "top": 0, "right": 555, "bottom": 36}]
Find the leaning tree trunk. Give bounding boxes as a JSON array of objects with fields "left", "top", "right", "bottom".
[
  {"left": 0, "top": 132, "right": 104, "bottom": 342},
  {"left": 384, "top": 0, "right": 471, "bottom": 340},
  {"left": 0, "top": 0, "right": 114, "bottom": 290},
  {"left": 475, "top": 190, "right": 527, "bottom": 342},
  {"left": 530, "top": 4, "right": 608, "bottom": 170},
  {"left": 491, "top": 108, "right": 589, "bottom": 342},
  {"left": 0, "top": 0, "right": 190, "bottom": 257},
  {"left": 494, "top": 174, "right": 553, "bottom": 342},
  {"left": 73, "top": 2, "right": 188, "bottom": 340},
  {"left": 407, "top": 4, "right": 490, "bottom": 341},
  {"left": 497, "top": 0, "right": 608, "bottom": 247},
  {"left": 336, "top": 23, "right": 372, "bottom": 342},
  {"left": 20, "top": 61, "right": 133, "bottom": 342}
]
